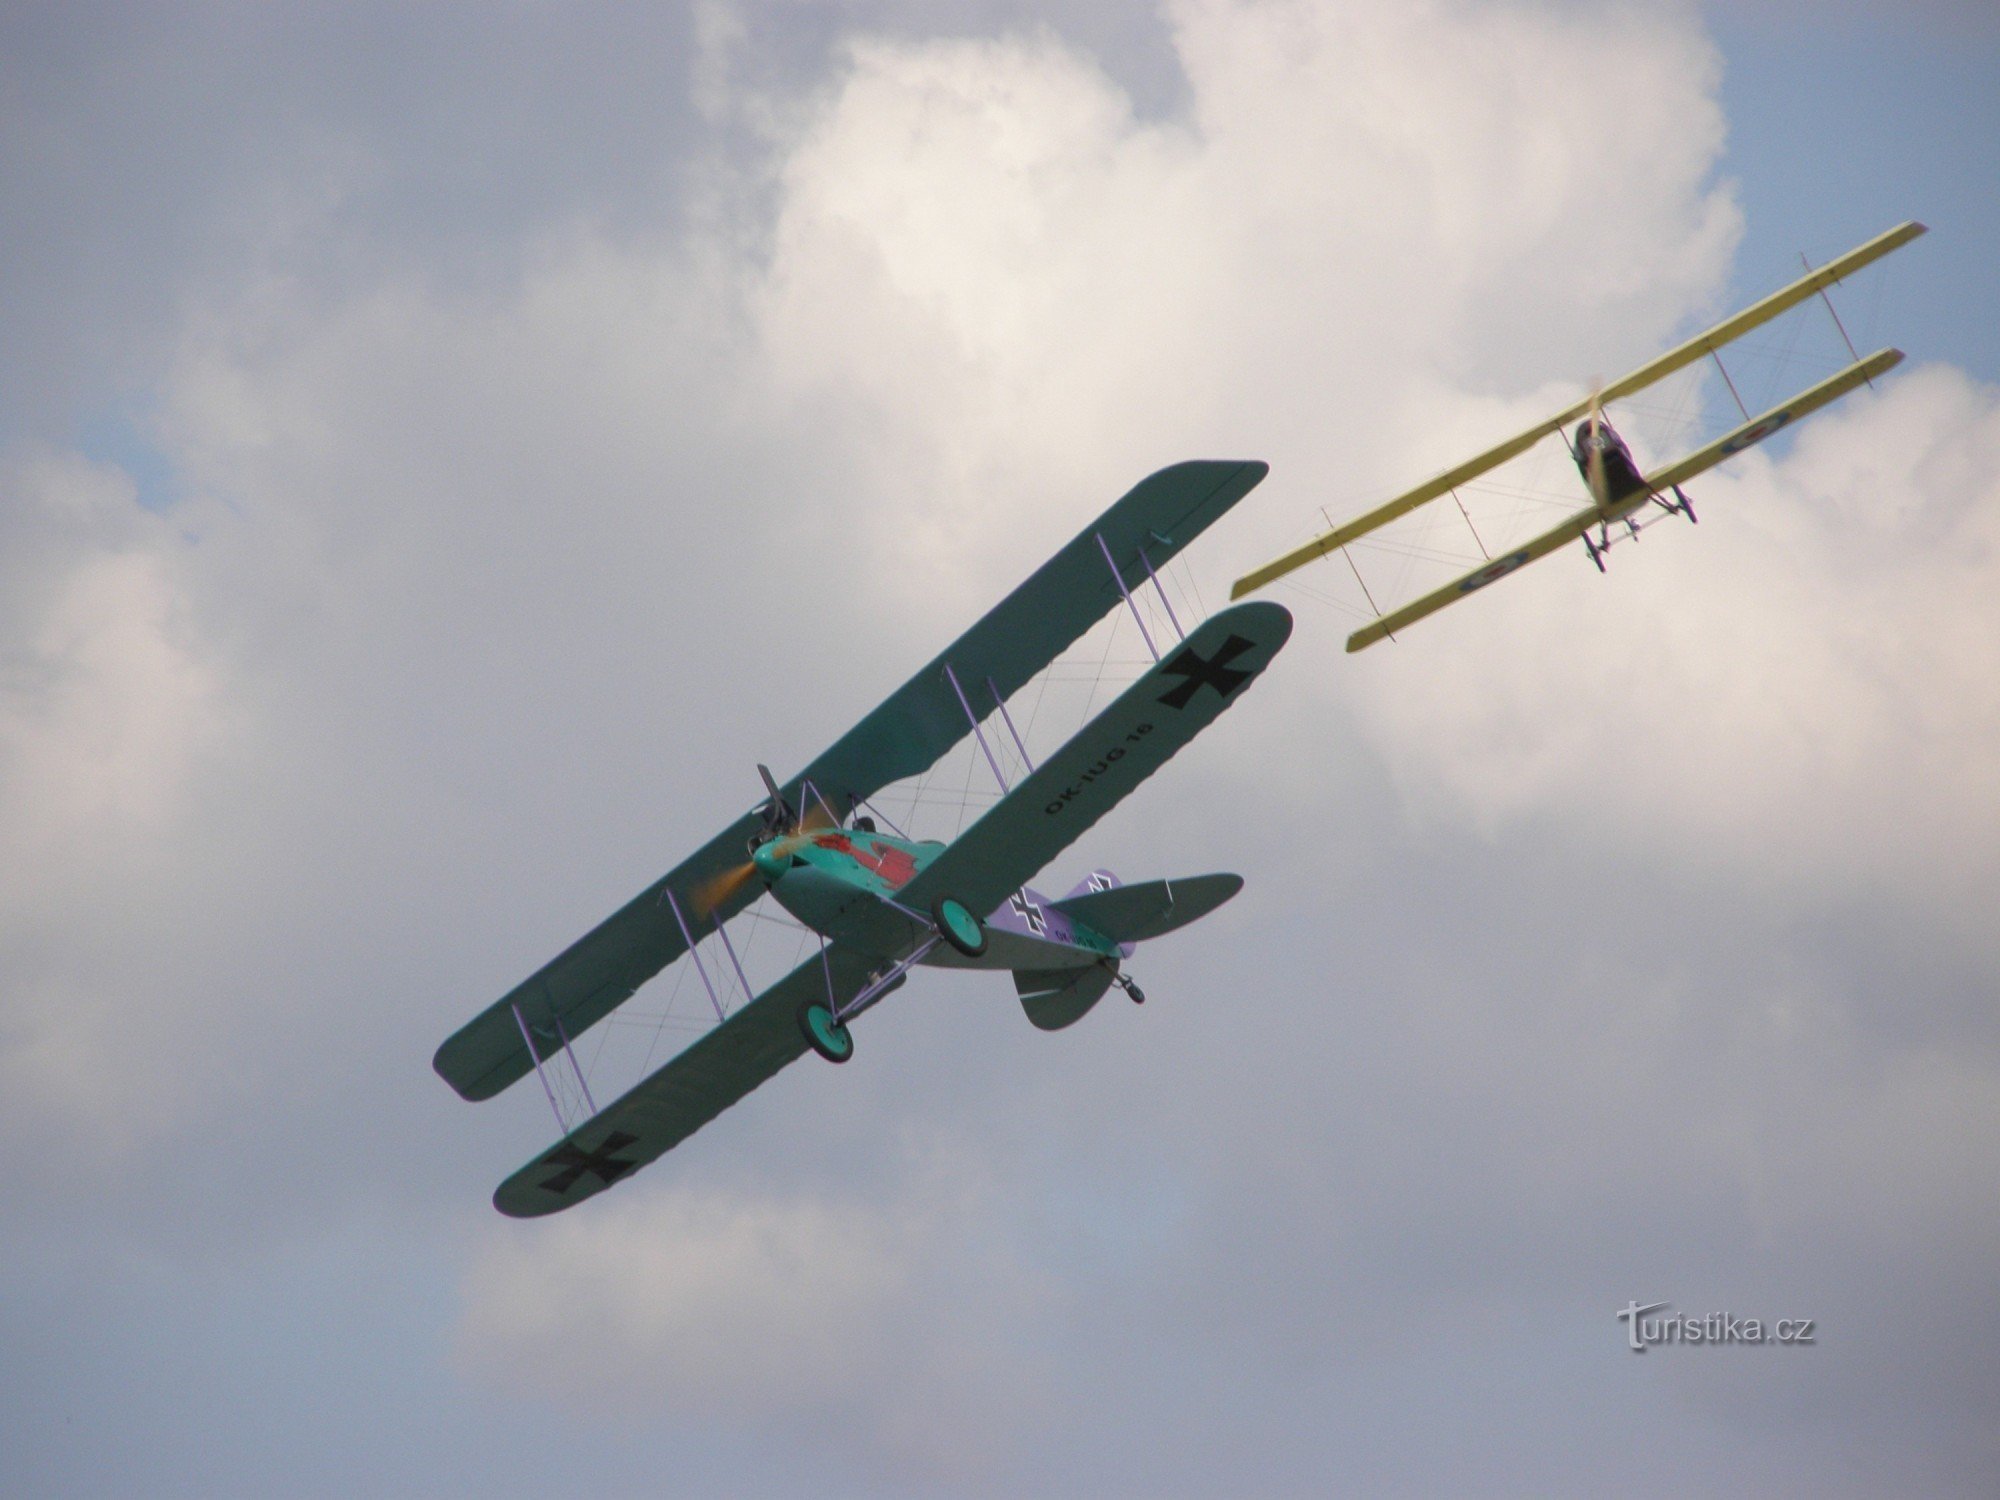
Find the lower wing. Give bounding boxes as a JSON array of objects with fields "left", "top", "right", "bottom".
[
  {"left": 491, "top": 945, "right": 879, "bottom": 1217},
  {"left": 1345, "top": 349, "right": 1904, "bottom": 652}
]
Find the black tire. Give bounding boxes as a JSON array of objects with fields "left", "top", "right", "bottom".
[
  {"left": 797, "top": 998, "right": 854, "bottom": 1063},
  {"left": 931, "top": 896, "right": 987, "bottom": 957}
]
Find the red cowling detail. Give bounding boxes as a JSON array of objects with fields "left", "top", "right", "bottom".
[
  {"left": 813, "top": 831, "right": 918, "bottom": 890},
  {"left": 868, "top": 845, "right": 918, "bottom": 888}
]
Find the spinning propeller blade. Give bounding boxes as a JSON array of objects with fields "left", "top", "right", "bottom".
[
  {"left": 1583, "top": 376, "right": 1607, "bottom": 504},
  {"left": 690, "top": 859, "right": 758, "bottom": 918},
  {"left": 689, "top": 765, "right": 844, "bottom": 917}
]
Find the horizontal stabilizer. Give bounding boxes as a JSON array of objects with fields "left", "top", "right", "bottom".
[
  {"left": 1015, "top": 964, "right": 1116, "bottom": 1031},
  {"left": 1049, "top": 872, "right": 1243, "bottom": 945}
]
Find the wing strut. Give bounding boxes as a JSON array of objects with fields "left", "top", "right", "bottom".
[
  {"left": 1137, "top": 546, "right": 1187, "bottom": 642},
  {"left": 664, "top": 888, "right": 728, "bottom": 1024},
  {"left": 1449, "top": 489, "right": 1491, "bottom": 560},
  {"left": 1711, "top": 349, "right": 1751, "bottom": 421},
  {"left": 1804, "top": 251, "right": 1866, "bottom": 369},
  {"left": 1341, "top": 544, "right": 1388, "bottom": 627},
  {"left": 944, "top": 660, "right": 1010, "bottom": 795},
  {"left": 510, "top": 1001, "right": 597, "bottom": 1134},
  {"left": 989, "top": 676, "right": 1036, "bottom": 772},
  {"left": 1097, "top": 531, "right": 1159, "bottom": 661}
]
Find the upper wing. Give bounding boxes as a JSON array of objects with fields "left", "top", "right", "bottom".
[
  {"left": 899, "top": 601, "right": 1292, "bottom": 920},
  {"left": 1343, "top": 348, "right": 1904, "bottom": 652},
  {"left": 1589, "top": 221, "right": 1921, "bottom": 411},
  {"left": 436, "top": 459, "right": 1269, "bottom": 1102},
  {"left": 492, "top": 944, "right": 881, "bottom": 1217},
  {"left": 798, "top": 459, "right": 1270, "bottom": 800},
  {"left": 1231, "top": 221, "right": 1926, "bottom": 599}
]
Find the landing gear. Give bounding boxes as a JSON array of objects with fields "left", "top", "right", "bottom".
[
  {"left": 932, "top": 896, "right": 988, "bottom": 957},
  {"left": 1110, "top": 969, "right": 1146, "bottom": 1004},
  {"left": 1582, "top": 530, "right": 1607, "bottom": 573},
  {"left": 797, "top": 998, "right": 854, "bottom": 1063}
]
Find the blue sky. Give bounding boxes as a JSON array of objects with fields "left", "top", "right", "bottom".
[
  {"left": 3, "top": 5, "right": 1997, "bottom": 1497},
  {"left": 1711, "top": 5, "right": 1997, "bottom": 379}
]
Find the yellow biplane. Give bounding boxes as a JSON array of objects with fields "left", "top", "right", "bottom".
[{"left": 1231, "top": 221, "right": 1926, "bottom": 649}]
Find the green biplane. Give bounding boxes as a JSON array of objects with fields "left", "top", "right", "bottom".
[{"left": 435, "top": 461, "right": 1291, "bottom": 1216}]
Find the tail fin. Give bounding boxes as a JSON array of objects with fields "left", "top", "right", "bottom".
[{"left": 1061, "top": 869, "right": 1121, "bottom": 901}]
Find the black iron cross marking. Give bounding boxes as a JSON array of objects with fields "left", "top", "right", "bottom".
[
  {"left": 539, "top": 1130, "right": 640, "bottom": 1194},
  {"left": 1157, "top": 634, "right": 1257, "bottom": 710}
]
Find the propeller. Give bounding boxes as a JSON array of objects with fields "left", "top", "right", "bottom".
[
  {"left": 687, "top": 765, "right": 843, "bottom": 918},
  {"left": 690, "top": 858, "right": 760, "bottom": 918},
  {"left": 1582, "top": 375, "right": 1608, "bottom": 505}
]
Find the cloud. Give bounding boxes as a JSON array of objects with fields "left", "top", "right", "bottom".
[
  {"left": 0, "top": 450, "right": 225, "bottom": 850},
  {"left": 0, "top": 447, "right": 237, "bottom": 1152},
  {"left": 455, "top": 1166, "right": 1057, "bottom": 1482},
  {"left": 750, "top": 0, "right": 1740, "bottom": 609}
]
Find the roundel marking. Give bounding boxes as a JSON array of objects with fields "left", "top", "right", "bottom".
[
  {"left": 1720, "top": 408, "right": 1793, "bottom": 455},
  {"left": 1457, "top": 550, "right": 1533, "bottom": 595}
]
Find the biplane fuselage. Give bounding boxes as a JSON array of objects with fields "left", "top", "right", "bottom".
[
  {"left": 751, "top": 827, "right": 1122, "bottom": 969},
  {"left": 1573, "top": 416, "right": 1650, "bottom": 514}
]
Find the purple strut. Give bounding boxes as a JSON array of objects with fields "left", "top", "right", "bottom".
[
  {"left": 664, "top": 887, "right": 728, "bottom": 1023},
  {"left": 943, "top": 660, "right": 1009, "bottom": 795},
  {"left": 1095, "top": 531, "right": 1159, "bottom": 662}
]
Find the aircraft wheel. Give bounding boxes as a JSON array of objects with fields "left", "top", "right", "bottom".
[
  {"left": 797, "top": 999, "right": 854, "bottom": 1064},
  {"left": 1127, "top": 983, "right": 1146, "bottom": 1005},
  {"left": 931, "top": 896, "right": 988, "bottom": 957}
]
